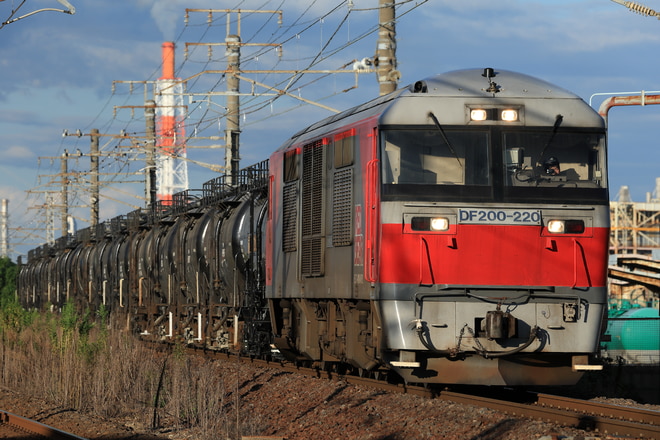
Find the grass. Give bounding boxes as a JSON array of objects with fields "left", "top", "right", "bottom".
[{"left": 0, "top": 300, "right": 250, "bottom": 440}]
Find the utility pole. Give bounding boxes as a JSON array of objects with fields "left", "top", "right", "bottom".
[
  {"left": 26, "top": 130, "right": 144, "bottom": 245},
  {"left": 60, "top": 150, "right": 69, "bottom": 237},
  {"left": 145, "top": 100, "right": 157, "bottom": 209},
  {"left": 376, "top": 0, "right": 399, "bottom": 95},
  {"left": 46, "top": 193, "right": 55, "bottom": 244},
  {"left": 90, "top": 128, "right": 99, "bottom": 229},
  {"left": 185, "top": 9, "right": 283, "bottom": 186},
  {"left": 225, "top": 34, "right": 241, "bottom": 185},
  {"left": 1, "top": 199, "right": 7, "bottom": 258},
  {"left": 184, "top": 8, "right": 372, "bottom": 185},
  {"left": 110, "top": 8, "right": 373, "bottom": 197}
]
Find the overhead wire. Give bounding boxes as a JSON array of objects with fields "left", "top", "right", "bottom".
[
  {"left": 192, "top": 0, "right": 428, "bottom": 128},
  {"left": 20, "top": 0, "right": 425, "bottom": 251},
  {"left": 198, "top": 1, "right": 364, "bottom": 126}
]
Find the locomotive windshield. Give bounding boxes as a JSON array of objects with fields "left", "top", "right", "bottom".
[
  {"left": 382, "top": 130, "right": 489, "bottom": 185},
  {"left": 503, "top": 131, "right": 602, "bottom": 188},
  {"left": 380, "top": 128, "right": 607, "bottom": 204}
]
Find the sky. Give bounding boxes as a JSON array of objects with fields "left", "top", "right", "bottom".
[{"left": 1, "top": 0, "right": 659, "bottom": 259}]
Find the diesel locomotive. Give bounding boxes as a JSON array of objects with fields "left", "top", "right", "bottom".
[{"left": 18, "top": 68, "right": 610, "bottom": 386}]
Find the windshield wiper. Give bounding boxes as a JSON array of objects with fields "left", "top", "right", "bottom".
[
  {"left": 536, "top": 114, "right": 563, "bottom": 167},
  {"left": 428, "top": 111, "right": 462, "bottom": 168}
]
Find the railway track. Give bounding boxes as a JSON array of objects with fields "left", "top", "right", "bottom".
[
  {"left": 437, "top": 390, "right": 660, "bottom": 439},
  {"left": 0, "top": 410, "right": 87, "bottom": 440},
  {"left": 176, "top": 342, "right": 660, "bottom": 439}
]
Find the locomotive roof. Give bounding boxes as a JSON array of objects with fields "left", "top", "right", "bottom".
[
  {"left": 278, "top": 68, "right": 602, "bottom": 151},
  {"left": 412, "top": 68, "right": 578, "bottom": 99}
]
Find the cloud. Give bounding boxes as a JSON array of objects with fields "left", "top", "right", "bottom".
[
  {"left": 419, "top": 0, "right": 660, "bottom": 54},
  {"left": 0, "top": 108, "right": 37, "bottom": 124},
  {"left": 6, "top": 145, "right": 36, "bottom": 161}
]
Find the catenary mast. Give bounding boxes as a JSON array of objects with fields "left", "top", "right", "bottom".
[{"left": 1, "top": 199, "right": 7, "bottom": 258}]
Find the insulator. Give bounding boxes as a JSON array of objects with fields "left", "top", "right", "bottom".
[{"left": 625, "top": 1, "right": 657, "bottom": 16}]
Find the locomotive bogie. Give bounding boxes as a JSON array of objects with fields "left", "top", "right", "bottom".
[{"left": 269, "top": 297, "right": 380, "bottom": 370}]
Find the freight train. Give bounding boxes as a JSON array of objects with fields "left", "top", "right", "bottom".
[{"left": 18, "top": 68, "right": 610, "bottom": 386}]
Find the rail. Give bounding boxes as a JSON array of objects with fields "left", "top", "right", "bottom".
[
  {"left": 0, "top": 410, "right": 88, "bottom": 440},
  {"left": 438, "top": 391, "right": 660, "bottom": 439}
]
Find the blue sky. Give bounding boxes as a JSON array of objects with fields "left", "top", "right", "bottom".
[{"left": 1, "top": 0, "right": 659, "bottom": 258}]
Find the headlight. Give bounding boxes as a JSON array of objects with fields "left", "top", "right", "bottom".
[
  {"left": 469, "top": 107, "right": 521, "bottom": 122},
  {"left": 547, "top": 220, "right": 585, "bottom": 234},
  {"left": 501, "top": 109, "right": 518, "bottom": 121},
  {"left": 430, "top": 217, "right": 450, "bottom": 231},
  {"left": 470, "top": 109, "right": 488, "bottom": 121},
  {"left": 411, "top": 216, "right": 450, "bottom": 232}
]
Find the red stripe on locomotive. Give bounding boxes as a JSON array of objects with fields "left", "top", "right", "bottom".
[{"left": 379, "top": 223, "right": 609, "bottom": 287}]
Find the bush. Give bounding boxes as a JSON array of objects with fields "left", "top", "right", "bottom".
[{"left": 0, "top": 257, "right": 17, "bottom": 307}]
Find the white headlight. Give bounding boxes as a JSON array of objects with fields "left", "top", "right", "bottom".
[
  {"left": 547, "top": 220, "right": 565, "bottom": 233},
  {"left": 430, "top": 217, "right": 449, "bottom": 231},
  {"left": 501, "top": 109, "right": 518, "bottom": 121},
  {"left": 470, "top": 109, "right": 488, "bottom": 121}
]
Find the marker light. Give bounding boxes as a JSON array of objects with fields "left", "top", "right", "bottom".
[
  {"left": 470, "top": 109, "right": 488, "bottom": 121},
  {"left": 547, "top": 220, "right": 585, "bottom": 234},
  {"left": 501, "top": 109, "right": 518, "bottom": 121}
]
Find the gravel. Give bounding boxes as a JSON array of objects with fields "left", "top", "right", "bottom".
[{"left": 0, "top": 359, "right": 656, "bottom": 440}]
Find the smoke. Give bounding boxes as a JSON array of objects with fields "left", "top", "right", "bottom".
[{"left": 139, "top": 0, "right": 182, "bottom": 41}]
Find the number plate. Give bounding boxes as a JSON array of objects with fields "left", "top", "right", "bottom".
[{"left": 458, "top": 209, "right": 541, "bottom": 225}]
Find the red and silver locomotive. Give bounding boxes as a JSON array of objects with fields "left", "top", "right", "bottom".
[
  {"left": 266, "top": 68, "right": 609, "bottom": 385},
  {"left": 19, "top": 68, "right": 609, "bottom": 386}
]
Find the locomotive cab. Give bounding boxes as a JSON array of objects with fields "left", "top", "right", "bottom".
[{"left": 376, "top": 69, "right": 609, "bottom": 385}]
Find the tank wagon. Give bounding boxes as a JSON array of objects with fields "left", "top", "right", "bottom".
[
  {"left": 602, "top": 307, "right": 660, "bottom": 365},
  {"left": 19, "top": 68, "right": 610, "bottom": 386}
]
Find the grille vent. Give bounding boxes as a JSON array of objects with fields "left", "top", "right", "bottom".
[
  {"left": 282, "top": 183, "right": 297, "bottom": 252},
  {"left": 332, "top": 168, "right": 353, "bottom": 246},
  {"left": 301, "top": 140, "right": 324, "bottom": 276}
]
